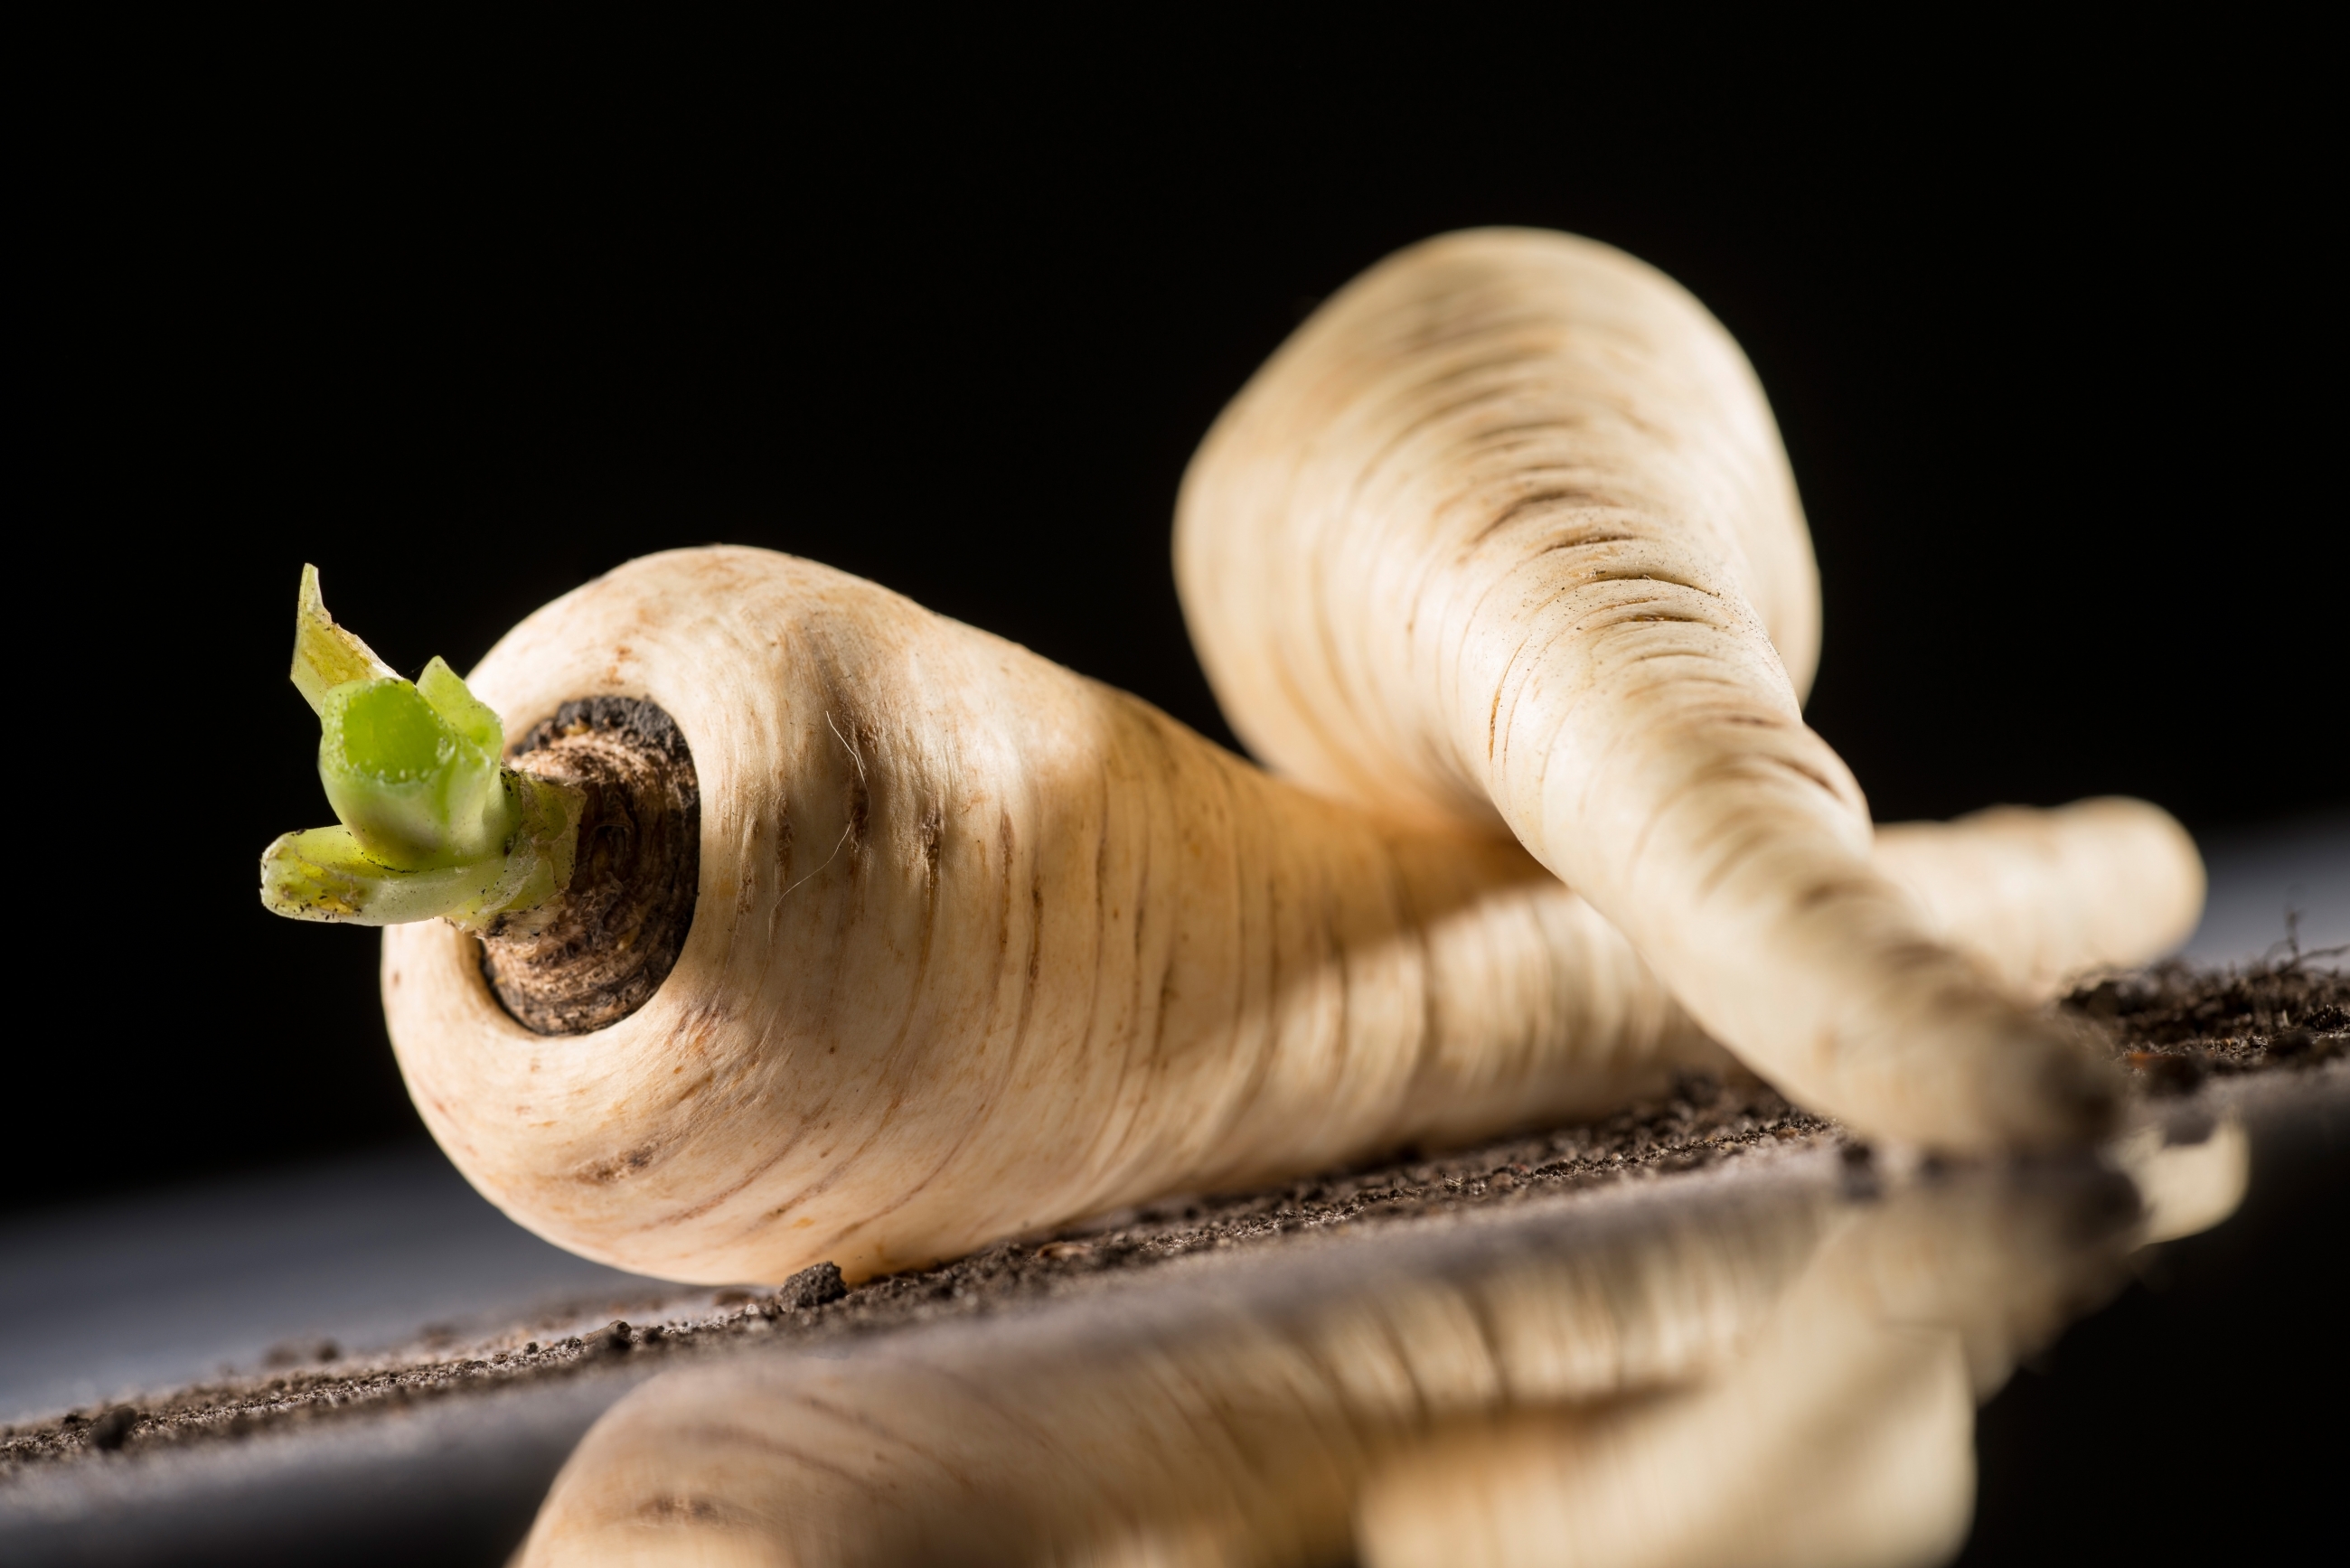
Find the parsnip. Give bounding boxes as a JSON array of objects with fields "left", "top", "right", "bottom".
[
  {"left": 254, "top": 546, "right": 2193, "bottom": 1285},
  {"left": 381, "top": 548, "right": 1731, "bottom": 1283},
  {"left": 1176, "top": 228, "right": 2203, "bottom": 1150}
]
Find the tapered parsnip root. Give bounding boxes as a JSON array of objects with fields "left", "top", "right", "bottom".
[
  {"left": 1176, "top": 228, "right": 2204, "bottom": 1151},
  {"left": 384, "top": 547, "right": 1733, "bottom": 1284}
]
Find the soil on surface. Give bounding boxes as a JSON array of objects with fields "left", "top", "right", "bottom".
[
  {"left": 6, "top": 960, "right": 2342, "bottom": 1477},
  {"left": 2082, "top": 953, "right": 2349, "bottom": 1094},
  {"left": 481, "top": 698, "right": 700, "bottom": 1035}
]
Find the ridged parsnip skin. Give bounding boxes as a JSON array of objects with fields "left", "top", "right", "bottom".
[
  {"left": 1875, "top": 799, "right": 2205, "bottom": 1002},
  {"left": 384, "top": 548, "right": 1729, "bottom": 1285},
  {"left": 1175, "top": 228, "right": 2179, "bottom": 1150}
]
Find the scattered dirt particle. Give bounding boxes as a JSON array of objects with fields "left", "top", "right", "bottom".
[
  {"left": 776, "top": 1261, "right": 849, "bottom": 1310},
  {"left": 2063, "top": 959, "right": 2349, "bottom": 1075},
  {"left": 88, "top": 1407, "right": 138, "bottom": 1452},
  {"left": 2127, "top": 1050, "right": 2208, "bottom": 1096}
]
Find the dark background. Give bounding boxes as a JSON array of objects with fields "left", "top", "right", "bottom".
[{"left": 23, "top": 22, "right": 2337, "bottom": 1207}]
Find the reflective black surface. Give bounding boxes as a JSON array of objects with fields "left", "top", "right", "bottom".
[
  {"left": 501, "top": 1122, "right": 2251, "bottom": 1566},
  {"left": 9, "top": 1063, "right": 2338, "bottom": 1567}
]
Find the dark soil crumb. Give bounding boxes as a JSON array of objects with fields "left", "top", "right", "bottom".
[
  {"left": 85, "top": 1407, "right": 137, "bottom": 1453},
  {"left": 776, "top": 1261, "right": 849, "bottom": 1311},
  {"left": 2065, "top": 955, "right": 2350, "bottom": 1090},
  {"left": 7, "top": 961, "right": 2339, "bottom": 1477}
]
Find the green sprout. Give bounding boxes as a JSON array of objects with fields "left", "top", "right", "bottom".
[{"left": 259, "top": 567, "right": 581, "bottom": 930}]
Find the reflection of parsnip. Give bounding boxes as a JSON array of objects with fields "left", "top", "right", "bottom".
[
  {"left": 383, "top": 549, "right": 2148, "bottom": 1286},
  {"left": 520, "top": 1141, "right": 2235, "bottom": 1567},
  {"left": 517, "top": 1190, "right": 1837, "bottom": 1567},
  {"left": 1176, "top": 229, "right": 2204, "bottom": 1150},
  {"left": 1358, "top": 1168, "right": 2164, "bottom": 1568}
]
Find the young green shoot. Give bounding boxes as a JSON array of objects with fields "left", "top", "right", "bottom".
[{"left": 259, "top": 567, "right": 581, "bottom": 931}]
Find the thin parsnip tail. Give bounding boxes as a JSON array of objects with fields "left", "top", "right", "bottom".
[{"left": 1875, "top": 797, "right": 2204, "bottom": 1002}]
